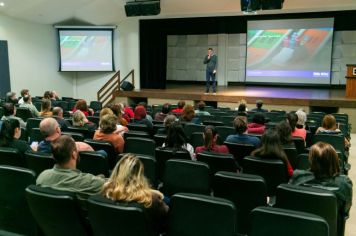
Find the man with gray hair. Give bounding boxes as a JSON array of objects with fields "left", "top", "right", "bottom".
[{"left": 52, "top": 107, "right": 70, "bottom": 131}]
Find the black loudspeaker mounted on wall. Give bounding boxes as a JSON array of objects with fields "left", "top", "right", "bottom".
[
  {"left": 120, "top": 81, "right": 135, "bottom": 91},
  {"left": 125, "top": 0, "right": 160, "bottom": 17}
]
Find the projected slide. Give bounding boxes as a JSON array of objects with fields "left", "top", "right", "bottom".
[
  {"left": 246, "top": 18, "right": 334, "bottom": 85},
  {"left": 59, "top": 30, "right": 113, "bottom": 71}
]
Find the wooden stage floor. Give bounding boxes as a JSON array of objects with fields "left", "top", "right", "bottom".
[{"left": 116, "top": 84, "right": 356, "bottom": 108}]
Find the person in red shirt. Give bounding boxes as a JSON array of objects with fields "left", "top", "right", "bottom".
[
  {"left": 195, "top": 125, "right": 229, "bottom": 154},
  {"left": 248, "top": 113, "right": 266, "bottom": 134},
  {"left": 171, "top": 100, "right": 185, "bottom": 113},
  {"left": 72, "top": 99, "right": 94, "bottom": 117}
]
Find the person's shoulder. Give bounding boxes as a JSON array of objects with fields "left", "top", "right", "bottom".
[
  {"left": 36, "top": 168, "right": 55, "bottom": 184},
  {"left": 289, "top": 170, "right": 314, "bottom": 185}
]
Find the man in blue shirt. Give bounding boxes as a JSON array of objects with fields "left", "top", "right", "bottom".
[{"left": 226, "top": 117, "right": 261, "bottom": 148}]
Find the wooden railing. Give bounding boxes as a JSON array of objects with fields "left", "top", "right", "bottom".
[
  {"left": 97, "top": 71, "right": 120, "bottom": 107},
  {"left": 97, "top": 69, "right": 135, "bottom": 107}
]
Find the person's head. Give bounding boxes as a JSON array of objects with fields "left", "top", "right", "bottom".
[
  {"left": 296, "top": 109, "right": 307, "bottom": 127},
  {"left": 177, "top": 100, "right": 185, "bottom": 109},
  {"left": 102, "top": 153, "right": 160, "bottom": 207},
  {"left": 138, "top": 102, "right": 148, "bottom": 109},
  {"left": 20, "top": 89, "right": 29, "bottom": 97},
  {"left": 197, "top": 101, "right": 206, "bottom": 111},
  {"left": 252, "top": 128, "right": 287, "bottom": 162},
  {"left": 72, "top": 110, "right": 87, "bottom": 127},
  {"left": 286, "top": 112, "right": 298, "bottom": 131},
  {"left": 99, "top": 114, "right": 117, "bottom": 134},
  {"left": 309, "top": 142, "right": 340, "bottom": 179},
  {"left": 41, "top": 99, "right": 51, "bottom": 112},
  {"left": 40, "top": 117, "right": 61, "bottom": 140},
  {"left": 181, "top": 104, "right": 195, "bottom": 121},
  {"left": 23, "top": 95, "right": 32, "bottom": 104},
  {"left": 43, "top": 91, "right": 52, "bottom": 99},
  {"left": 208, "top": 47, "right": 213, "bottom": 55},
  {"left": 51, "top": 135, "right": 78, "bottom": 167},
  {"left": 0, "top": 119, "right": 21, "bottom": 146},
  {"left": 109, "top": 104, "right": 123, "bottom": 118},
  {"left": 75, "top": 99, "right": 89, "bottom": 112},
  {"left": 256, "top": 100, "right": 263, "bottom": 109},
  {"left": 252, "top": 113, "right": 266, "bottom": 125},
  {"left": 322, "top": 114, "right": 337, "bottom": 130},
  {"left": 134, "top": 105, "right": 147, "bottom": 120},
  {"left": 203, "top": 125, "right": 218, "bottom": 150},
  {"left": 3, "top": 103, "right": 15, "bottom": 116},
  {"left": 233, "top": 117, "right": 247, "bottom": 134},
  {"left": 165, "top": 122, "right": 188, "bottom": 148},
  {"left": 238, "top": 103, "right": 247, "bottom": 112},
  {"left": 161, "top": 103, "right": 171, "bottom": 114},
  {"left": 6, "top": 92, "right": 17, "bottom": 104},
  {"left": 163, "top": 114, "right": 177, "bottom": 128},
  {"left": 100, "top": 108, "right": 114, "bottom": 119},
  {"left": 52, "top": 107, "right": 64, "bottom": 118},
  {"left": 51, "top": 91, "right": 59, "bottom": 99},
  {"left": 275, "top": 121, "right": 292, "bottom": 145}
]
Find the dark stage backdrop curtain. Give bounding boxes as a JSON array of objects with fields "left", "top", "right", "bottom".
[
  {"left": 140, "top": 21, "right": 167, "bottom": 89},
  {"left": 139, "top": 10, "right": 356, "bottom": 89}
]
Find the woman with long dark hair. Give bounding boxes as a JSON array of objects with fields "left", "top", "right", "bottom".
[{"left": 195, "top": 125, "right": 229, "bottom": 154}]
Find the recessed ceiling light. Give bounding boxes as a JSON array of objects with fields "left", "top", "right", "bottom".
[{"left": 0, "top": 2, "right": 4, "bottom": 7}]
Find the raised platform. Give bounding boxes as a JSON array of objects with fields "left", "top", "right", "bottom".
[{"left": 115, "top": 84, "right": 356, "bottom": 108}]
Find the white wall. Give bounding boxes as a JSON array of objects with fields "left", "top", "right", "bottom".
[
  {"left": 0, "top": 14, "right": 74, "bottom": 98},
  {"left": 75, "top": 18, "right": 140, "bottom": 102}
]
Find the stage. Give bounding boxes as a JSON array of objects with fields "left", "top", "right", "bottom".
[{"left": 115, "top": 84, "right": 356, "bottom": 108}]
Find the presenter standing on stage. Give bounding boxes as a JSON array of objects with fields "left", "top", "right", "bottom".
[{"left": 203, "top": 47, "right": 218, "bottom": 94}]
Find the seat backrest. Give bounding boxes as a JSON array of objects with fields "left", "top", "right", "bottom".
[
  {"left": 16, "top": 107, "right": 33, "bottom": 121},
  {"left": 242, "top": 156, "right": 288, "bottom": 196},
  {"left": 296, "top": 153, "right": 309, "bottom": 170},
  {"left": 25, "top": 151, "right": 55, "bottom": 177},
  {"left": 163, "top": 159, "right": 210, "bottom": 196},
  {"left": 202, "top": 120, "right": 224, "bottom": 127},
  {"left": 87, "top": 194, "right": 155, "bottom": 236},
  {"left": 0, "top": 166, "right": 37, "bottom": 235},
  {"left": 155, "top": 147, "right": 191, "bottom": 181},
  {"left": 61, "top": 131, "right": 85, "bottom": 141},
  {"left": 196, "top": 152, "right": 239, "bottom": 176},
  {"left": 84, "top": 139, "right": 117, "bottom": 169},
  {"left": 30, "top": 127, "right": 45, "bottom": 143},
  {"left": 127, "top": 123, "right": 149, "bottom": 133},
  {"left": 292, "top": 136, "right": 306, "bottom": 154},
  {"left": 153, "top": 134, "right": 166, "bottom": 147},
  {"left": 78, "top": 151, "right": 109, "bottom": 177},
  {"left": 313, "top": 133, "right": 345, "bottom": 154},
  {"left": 275, "top": 183, "right": 338, "bottom": 236},
  {"left": 219, "top": 116, "right": 235, "bottom": 127},
  {"left": 168, "top": 193, "right": 236, "bottom": 236},
  {"left": 124, "top": 137, "right": 156, "bottom": 156},
  {"left": 224, "top": 141, "right": 255, "bottom": 166},
  {"left": 67, "top": 126, "right": 94, "bottom": 139},
  {"left": 183, "top": 123, "right": 205, "bottom": 140},
  {"left": 249, "top": 206, "right": 329, "bottom": 236},
  {"left": 283, "top": 147, "right": 298, "bottom": 169},
  {"left": 215, "top": 126, "right": 235, "bottom": 144},
  {"left": 26, "top": 185, "right": 87, "bottom": 236},
  {"left": 56, "top": 100, "right": 69, "bottom": 111},
  {"left": 190, "top": 132, "right": 204, "bottom": 149},
  {"left": 213, "top": 171, "right": 267, "bottom": 234},
  {"left": 26, "top": 118, "right": 43, "bottom": 136},
  {"left": 0, "top": 147, "right": 26, "bottom": 167},
  {"left": 89, "top": 101, "right": 102, "bottom": 111},
  {"left": 123, "top": 131, "right": 151, "bottom": 140},
  {"left": 86, "top": 116, "right": 100, "bottom": 126}
]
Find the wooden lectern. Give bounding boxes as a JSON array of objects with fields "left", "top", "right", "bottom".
[{"left": 345, "top": 64, "right": 356, "bottom": 98}]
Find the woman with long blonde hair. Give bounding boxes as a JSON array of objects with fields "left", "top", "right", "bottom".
[{"left": 102, "top": 154, "right": 168, "bottom": 231}]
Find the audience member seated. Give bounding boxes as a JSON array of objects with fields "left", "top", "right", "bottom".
[
  {"left": 316, "top": 114, "right": 350, "bottom": 149},
  {"left": 20, "top": 95, "right": 40, "bottom": 117},
  {"left": 122, "top": 103, "right": 134, "bottom": 123},
  {"left": 1, "top": 103, "right": 26, "bottom": 128},
  {"left": 286, "top": 112, "right": 306, "bottom": 141},
  {"left": 5, "top": 91, "right": 18, "bottom": 105},
  {"left": 138, "top": 102, "right": 153, "bottom": 122},
  {"left": 154, "top": 103, "right": 171, "bottom": 121},
  {"left": 251, "top": 99, "right": 268, "bottom": 113},
  {"left": 38, "top": 118, "right": 93, "bottom": 153},
  {"left": 251, "top": 129, "right": 293, "bottom": 177},
  {"left": 36, "top": 135, "right": 105, "bottom": 200},
  {"left": 195, "top": 125, "right": 229, "bottom": 154},
  {"left": 51, "top": 90, "right": 60, "bottom": 100},
  {"left": 132, "top": 105, "right": 154, "bottom": 135},
  {"left": 162, "top": 122, "right": 195, "bottom": 160},
  {"left": 247, "top": 113, "right": 266, "bottom": 134},
  {"left": 101, "top": 153, "right": 168, "bottom": 233},
  {"left": 0, "top": 119, "right": 34, "bottom": 154},
  {"left": 276, "top": 121, "right": 295, "bottom": 148},
  {"left": 93, "top": 114, "right": 125, "bottom": 154},
  {"left": 52, "top": 107, "right": 70, "bottom": 131},
  {"left": 194, "top": 101, "right": 210, "bottom": 116},
  {"left": 39, "top": 99, "right": 53, "bottom": 118},
  {"left": 225, "top": 117, "right": 260, "bottom": 148},
  {"left": 18, "top": 89, "right": 29, "bottom": 105},
  {"left": 72, "top": 110, "right": 97, "bottom": 133},
  {"left": 289, "top": 142, "right": 352, "bottom": 231},
  {"left": 235, "top": 99, "right": 248, "bottom": 113},
  {"left": 109, "top": 103, "right": 129, "bottom": 126},
  {"left": 171, "top": 100, "right": 185, "bottom": 113},
  {"left": 180, "top": 104, "right": 200, "bottom": 124},
  {"left": 156, "top": 115, "right": 177, "bottom": 135},
  {"left": 43, "top": 91, "right": 52, "bottom": 100},
  {"left": 72, "top": 99, "right": 94, "bottom": 117}
]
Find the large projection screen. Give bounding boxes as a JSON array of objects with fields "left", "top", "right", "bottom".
[
  {"left": 246, "top": 18, "right": 334, "bottom": 85},
  {"left": 58, "top": 28, "right": 114, "bottom": 72}
]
